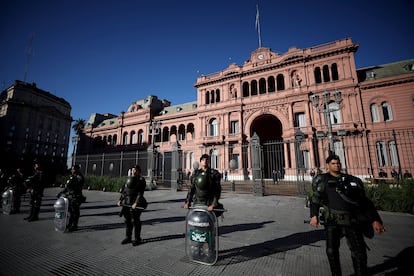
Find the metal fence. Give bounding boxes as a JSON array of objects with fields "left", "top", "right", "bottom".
[{"left": 75, "top": 129, "right": 414, "bottom": 195}]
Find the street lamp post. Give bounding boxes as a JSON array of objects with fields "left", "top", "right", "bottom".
[
  {"left": 71, "top": 135, "right": 80, "bottom": 166},
  {"left": 148, "top": 120, "right": 161, "bottom": 184},
  {"left": 310, "top": 90, "right": 342, "bottom": 156}
]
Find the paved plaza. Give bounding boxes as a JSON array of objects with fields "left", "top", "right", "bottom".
[{"left": 0, "top": 187, "right": 413, "bottom": 276}]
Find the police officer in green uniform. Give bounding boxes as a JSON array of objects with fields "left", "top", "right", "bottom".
[
  {"left": 184, "top": 154, "right": 222, "bottom": 213},
  {"left": 309, "top": 155, "right": 386, "bottom": 276},
  {"left": 58, "top": 164, "right": 84, "bottom": 231},
  {"left": 118, "top": 165, "right": 146, "bottom": 246},
  {"left": 24, "top": 162, "right": 45, "bottom": 222}
]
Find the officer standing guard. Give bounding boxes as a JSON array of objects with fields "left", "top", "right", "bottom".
[
  {"left": 57, "top": 164, "right": 84, "bottom": 231},
  {"left": 184, "top": 154, "right": 223, "bottom": 213},
  {"left": 118, "top": 165, "right": 147, "bottom": 246},
  {"left": 309, "top": 155, "right": 386, "bottom": 276},
  {"left": 24, "top": 162, "right": 45, "bottom": 222}
]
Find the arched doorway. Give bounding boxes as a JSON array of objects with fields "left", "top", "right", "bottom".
[{"left": 250, "top": 114, "right": 285, "bottom": 179}]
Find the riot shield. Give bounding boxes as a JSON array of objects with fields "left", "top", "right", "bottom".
[
  {"left": 2, "top": 189, "right": 13, "bottom": 215},
  {"left": 53, "top": 196, "right": 69, "bottom": 232},
  {"left": 185, "top": 205, "right": 218, "bottom": 265}
]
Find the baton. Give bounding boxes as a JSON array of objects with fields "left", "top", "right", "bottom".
[
  {"left": 188, "top": 206, "right": 227, "bottom": 212},
  {"left": 121, "top": 204, "right": 145, "bottom": 210}
]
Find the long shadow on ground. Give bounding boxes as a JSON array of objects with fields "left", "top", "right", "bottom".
[
  {"left": 215, "top": 229, "right": 325, "bottom": 265},
  {"left": 368, "top": 246, "right": 414, "bottom": 276}
]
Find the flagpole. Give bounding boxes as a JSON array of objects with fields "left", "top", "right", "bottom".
[{"left": 255, "top": 4, "right": 262, "bottom": 48}]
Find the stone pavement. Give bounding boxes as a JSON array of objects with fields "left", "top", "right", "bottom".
[{"left": 0, "top": 187, "right": 413, "bottom": 276}]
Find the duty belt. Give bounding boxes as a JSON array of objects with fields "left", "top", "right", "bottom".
[{"left": 326, "top": 208, "right": 355, "bottom": 225}]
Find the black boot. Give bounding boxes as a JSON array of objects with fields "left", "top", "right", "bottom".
[
  {"left": 132, "top": 238, "right": 141, "bottom": 246},
  {"left": 133, "top": 222, "right": 142, "bottom": 246},
  {"left": 25, "top": 206, "right": 35, "bottom": 220},
  {"left": 121, "top": 237, "right": 132, "bottom": 244}
]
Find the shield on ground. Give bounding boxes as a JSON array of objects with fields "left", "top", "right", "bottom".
[
  {"left": 53, "top": 196, "right": 69, "bottom": 232},
  {"left": 185, "top": 205, "right": 218, "bottom": 265}
]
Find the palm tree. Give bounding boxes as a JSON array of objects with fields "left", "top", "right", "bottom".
[
  {"left": 72, "top": 118, "right": 85, "bottom": 135},
  {"left": 71, "top": 118, "right": 85, "bottom": 165}
]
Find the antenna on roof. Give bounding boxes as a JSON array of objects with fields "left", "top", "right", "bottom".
[{"left": 23, "top": 33, "right": 35, "bottom": 83}]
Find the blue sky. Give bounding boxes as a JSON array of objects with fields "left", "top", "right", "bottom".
[{"left": 1, "top": 0, "right": 413, "bottom": 156}]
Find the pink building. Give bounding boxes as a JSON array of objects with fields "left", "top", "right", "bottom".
[{"left": 77, "top": 38, "right": 414, "bottom": 183}]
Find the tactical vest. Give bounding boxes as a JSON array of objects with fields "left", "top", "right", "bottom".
[
  {"left": 193, "top": 170, "right": 213, "bottom": 203},
  {"left": 312, "top": 173, "right": 362, "bottom": 226},
  {"left": 190, "top": 168, "right": 221, "bottom": 207},
  {"left": 121, "top": 176, "right": 145, "bottom": 206},
  {"left": 122, "top": 176, "right": 138, "bottom": 205}
]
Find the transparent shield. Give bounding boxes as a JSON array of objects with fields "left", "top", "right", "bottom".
[
  {"left": 2, "top": 189, "right": 13, "bottom": 215},
  {"left": 185, "top": 206, "right": 218, "bottom": 265},
  {"left": 53, "top": 197, "right": 69, "bottom": 232}
]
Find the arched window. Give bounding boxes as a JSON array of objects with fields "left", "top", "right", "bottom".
[
  {"left": 331, "top": 63, "right": 339, "bottom": 80},
  {"left": 251, "top": 80, "right": 258, "bottom": 96},
  {"left": 205, "top": 91, "right": 210, "bottom": 104},
  {"left": 130, "top": 131, "right": 136, "bottom": 144},
  {"left": 276, "top": 74, "right": 285, "bottom": 91},
  {"left": 123, "top": 132, "right": 128, "bottom": 145},
  {"left": 370, "top": 103, "right": 380, "bottom": 122},
  {"left": 259, "top": 78, "right": 266, "bottom": 94},
  {"left": 376, "top": 141, "right": 388, "bottom": 167},
  {"left": 138, "top": 130, "right": 144, "bottom": 144},
  {"left": 215, "top": 89, "right": 220, "bottom": 102},
  {"left": 242, "top": 82, "right": 249, "bottom": 97},
  {"left": 268, "top": 76, "right": 275, "bottom": 92},
  {"left": 170, "top": 126, "right": 177, "bottom": 141},
  {"left": 178, "top": 124, "right": 185, "bottom": 141},
  {"left": 314, "top": 67, "right": 322, "bottom": 84},
  {"left": 210, "top": 90, "right": 215, "bottom": 103},
  {"left": 381, "top": 102, "right": 393, "bottom": 121},
  {"left": 186, "top": 123, "right": 195, "bottom": 140},
  {"left": 323, "top": 65, "right": 330, "bottom": 82},
  {"left": 113, "top": 134, "right": 117, "bottom": 145},
  {"left": 162, "top": 127, "right": 169, "bottom": 142},
  {"left": 209, "top": 119, "right": 218, "bottom": 137}
]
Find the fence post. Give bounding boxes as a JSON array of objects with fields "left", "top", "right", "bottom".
[
  {"left": 251, "top": 133, "right": 264, "bottom": 196},
  {"left": 171, "top": 142, "right": 182, "bottom": 191}
]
